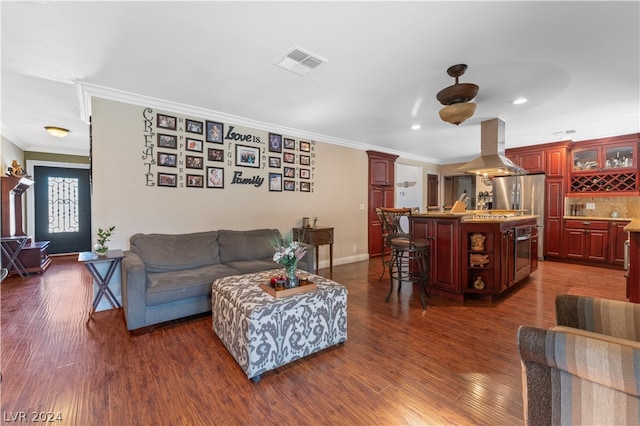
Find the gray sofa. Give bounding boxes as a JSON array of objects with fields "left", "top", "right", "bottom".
[{"left": 121, "top": 228, "right": 313, "bottom": 331}]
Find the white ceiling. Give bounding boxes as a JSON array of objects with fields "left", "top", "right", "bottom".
[{"left": 2, "top": 1, "right": 639, "bottom": 165}]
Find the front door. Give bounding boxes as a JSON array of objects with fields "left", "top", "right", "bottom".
[{"left": 33, "top": 166, "right": 91, "bottom": 254}]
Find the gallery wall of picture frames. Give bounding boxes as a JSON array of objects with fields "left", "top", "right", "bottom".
[{"left": 140, "top": 108, "right": 316, "bottom": 192}]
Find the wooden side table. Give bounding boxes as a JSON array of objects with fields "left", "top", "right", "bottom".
[
  {"left": 293, "top": 227, "right": 334, "bottom": 273},
  {"left": 78, "top": 249, "right": 124, "bottom": 318}
]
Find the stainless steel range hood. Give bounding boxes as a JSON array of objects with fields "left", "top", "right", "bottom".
[{"left": 456, "top": 118, "right": 527, "bottom": 176}]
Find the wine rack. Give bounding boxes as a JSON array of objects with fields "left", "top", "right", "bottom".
[{"left": 570, "top": 172, "right": 637, "bottom": 194}]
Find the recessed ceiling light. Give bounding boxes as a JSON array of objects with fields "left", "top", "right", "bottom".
[
  {"left": 411, "top": 124, "right": 421, "bottom": 130},
  {"left": 512, "top": 97, "right": 528, "bottom": 105}
]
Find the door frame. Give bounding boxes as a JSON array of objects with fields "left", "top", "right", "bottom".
[{"left": 25, "top": 160, "right": 90, "bottom": 239}]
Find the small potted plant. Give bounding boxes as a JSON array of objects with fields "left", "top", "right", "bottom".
[{"left": 94, "top": 226, "right": 116, "bottom": 256}]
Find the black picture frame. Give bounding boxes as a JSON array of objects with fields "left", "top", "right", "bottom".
[
  {"left": 186, "top": 174, "right": 204, "bottom": 188},
  {"left": 206, "top": 121, "right": 224, "bottom": 143},
  {"left": 158, "top": 152, "right": 177, "bottom": 167},
  {"left": 283, "top": 138, "right": 295, "bottom": 150},
  {"left": 207, "top": 166, "right": 224, "bottom": 188},
  {"left": 186, "top": 138, "right": 203, "bottom": 153},
  {"left": 284, "top": 167, "right": 295, "bottom": 178},
  {"left": 269, "top": 156, "right": 281, "bottom": 168},
  {"left": 284, "top": 180, "right": 296, "bottom": 191},
  {"left": 158, "top": 133, "right": 178, "bottom": 149},
  {"left": 269, "top": 173, "right": 282, "bottom": 192},
  {"left": 283, "top": 152, "right": 295, "bottom": 164},
  {"left": 157, "top": 113, "right": 177, "bottom": 130},
  {"left": 186, "top": 155, "right": 203, "bottom": 169},
  {"left": 235, "top": 144, "right": 260, "bottom": 168},
  {"left": 269, "top": 133, "right": 282, "bottom": 153},
  {"left": 300, "top": 181, "right": 311, "bottom": 192},
  {"left": 208, "top": 148, "right": 224, "bottom": 162},
  {"left": 186, "top": 119, "right": 204, "bottom": 134},
  {"left": 300, "top": 154, "right": 310, "bottom": 166},
  {"left": 158, "top": 172, "right": 177, "bottom": 187},
  {"left": 300, "top": 168, "right": 310, "bottom": 179},
  {"left": 300, "top": 141, "right": 311, "bottom": 152}
]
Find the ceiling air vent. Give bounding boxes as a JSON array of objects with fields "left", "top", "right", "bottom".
[{"left": 275, "top": 46, "right": 327, "bottom": 76}]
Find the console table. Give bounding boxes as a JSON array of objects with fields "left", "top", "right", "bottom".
[
  {"left": 78, "top": 249, "right": 124, "bottom": 318},
  {"left": 293, "top": 227, "right": 334, "bottom": 273}
]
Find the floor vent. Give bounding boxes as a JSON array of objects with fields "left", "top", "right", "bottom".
[{"left": 274, "top": 46, "right": 327, "bottom": 76}]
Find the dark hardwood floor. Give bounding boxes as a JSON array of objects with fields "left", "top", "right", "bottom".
[{"left": 1, "top": 255, "right": 627, "bottom": 425}]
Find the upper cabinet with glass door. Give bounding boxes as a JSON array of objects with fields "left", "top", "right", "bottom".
[{"left": 572, "top": 141, "right": 636, "bottom": 173}]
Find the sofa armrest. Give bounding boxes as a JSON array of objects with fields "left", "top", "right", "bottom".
[
  {"left": 518, "top": 325, "right": 640, "bottom": 425},
  {"left": 121, "top": 250, "right": 147, "bottom": 330},
  {"left": 300, "top": 242, "right": 314, "bottom": 272},
  {"left": 555, "top": 294, "right": 640, "bottom": 341}
]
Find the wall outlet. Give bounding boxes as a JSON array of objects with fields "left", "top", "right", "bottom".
[
  {"left": 359, "top": 203, "right": 365, "bottom": 210},
  {"left": 352, "top": 245, "right": 357, "bottom": 253},
  {"left": 586, "top": 202, "right": 596, "bottom": 209}
]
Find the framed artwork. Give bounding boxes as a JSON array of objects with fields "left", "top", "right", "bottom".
[
  {"left": 300, "top": 141, "right": 311, "bottom": 152},
  {"left": 300, "top": 168, "right": 310, "bottom": 179},
  {"left": 208, "top": 148, "right": 224, "bottom": 162},
  {"left": 207, "top": 167, "right": 224, "bottom": 188},
  {"left": 269, "top": 173, "right": 282, "bottom": 192},
  {"left": 158, "top": 172, "right": 177, "bottom": 187},
  {"left": 157, "top": 113, "right": 177, "bottom": 130},
  {"left": 283, "top": 138, "right": 295, "bottom": 150},
  {"left": 300, "top": 154, "right": 311, "bottom": 166},
  {"left": 206, "top": 121, "right": 224, "bottom": 143},
  {"left": 186, "top": 138, "right": 203, "bottom": 153},
  {"left": 283, "top": 152, "right": 295, "bottom": 164},
  {"left": 300, "top": 181, "right": 311, "bottom": 192},
  {"left": 284, "top": 180, "right": 296, "bottom": 191},
  {"left": 284, "top": 167, "right": 295, "bottom": 178},
  {"left": 186, "top": 119, "right": 204, "bottom": 134},
  {"left": 158, "top": 152, "right": 177, "bottom": 167},
  {"left": 158, "top": 133, "right": 177, "bottom": 149},
  {"left": 235, "top": 144, "right": 260, "bottom": 168},
  {"left": 186, "top": 174, "right": 204, "bottom": 188},
  {"left": 186, "top": 155, "right": 203, "bottom": 169},
  {"left": 269, "top": 156, "right": 281, "bottom": 168},
  {"left": 269, "top": 133, "right": 282, "bottom": 153}
]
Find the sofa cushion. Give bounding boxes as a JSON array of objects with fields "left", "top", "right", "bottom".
[
  {"left": 224, "top": 258, "right": 281, "bottom": 275},
  {"left": 218, "top": 229, "right": 280, "bottom": 263},
  {"left": 146, "top": 263, "right": 238, "bottom": 306},
  {"left": 130, "top": 231, "right": 221, "bottom": 273}
]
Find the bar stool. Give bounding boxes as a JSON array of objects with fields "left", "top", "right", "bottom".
[
  {"left": 375, "top": 207, "right": 392, "bottom": 280},
  {"left": 378, "top": 207, "right": 430, "bottom": 309}
]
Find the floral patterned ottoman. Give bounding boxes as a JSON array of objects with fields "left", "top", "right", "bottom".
[{"left": 211, "top": 269, "right": 348, "bottom": 382}]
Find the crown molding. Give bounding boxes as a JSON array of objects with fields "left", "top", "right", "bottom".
[{"left": 74, "top": 81, "right": 442, "bottom": 165}]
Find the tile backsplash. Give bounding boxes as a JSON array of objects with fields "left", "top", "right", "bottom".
[{"left": 566, "top": 196, "right": 640, "bottom": 218}]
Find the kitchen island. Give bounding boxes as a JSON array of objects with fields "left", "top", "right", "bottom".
[
  {"left": 624, "top": 219, "right": 640, "bottom": 303},
  {"left": 411, "top": 212, "right": 538, "bottom": 301}
]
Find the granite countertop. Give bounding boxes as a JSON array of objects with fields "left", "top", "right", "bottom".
[
  {"left": 563, "top": 215, "right": 634, "bottom": 222},
  {"left": 412, "top": 212, "right": 539, "bottom": 223},
  {"left": 461, "top": 215, "right": 539, "bottom": 224},
  {"left": 624, "top": 219, "right": 640, "bottom": 232}
]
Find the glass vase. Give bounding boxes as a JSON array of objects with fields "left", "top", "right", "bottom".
[{"left": 286, "top": 264, "right": 298, "bottom": 288}]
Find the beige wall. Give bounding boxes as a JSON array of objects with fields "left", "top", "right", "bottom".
[
  {"left": 91, "top": 98, "right": 370, "bottom": 267},
  {"left": 1, "top": 135, "right": 24, "bottom": 173}
]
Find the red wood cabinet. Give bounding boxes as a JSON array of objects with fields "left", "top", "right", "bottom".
[
  {"left": 610, "top": 221, "right": 631, "bottom": 266},
  {"left": 545, "top": 178, "right": 564, "bottom": 258},
  {"left": 367, "top": 151, "right": 398, "bottom": 257},
  {"left": 562, "top": 219, "right": 609, "bottom": 263},
  {"left": 412, "top": 217, "right": 461, "bottom": 295}
]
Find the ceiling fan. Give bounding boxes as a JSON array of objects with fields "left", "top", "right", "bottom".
[{"left": 436, "top": 64, "right": 479, "bottom": 125}]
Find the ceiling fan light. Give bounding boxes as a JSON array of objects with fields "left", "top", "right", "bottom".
[
  {"left": 439, "top": 103, "right": 476, "bottom": 125},
  {"left": 44, "top": 126, "right": 70, "bottom": 138}
]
